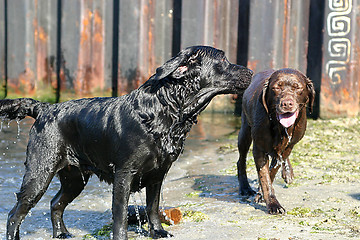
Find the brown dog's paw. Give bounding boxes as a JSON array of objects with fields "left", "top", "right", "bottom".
[
  {"left": 267, "top": 196, "right": 286, "bottom": 214},
  {"left": 254, "top": 192, "right": 264, "bottom": 203},
  {"left": 282, "top": 162, "right": 294, "bottom": 184},
  {"left": 282, "top": 171, "right": 294, "bottom": 184}
]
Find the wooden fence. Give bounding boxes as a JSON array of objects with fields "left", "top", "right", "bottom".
[{"left": 0, "top": 0, "right": 359, "bottom": 118}]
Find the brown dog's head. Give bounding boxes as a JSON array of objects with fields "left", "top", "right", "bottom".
[{"left": 262, "top": 68, "right": 315, "bottom": 128}]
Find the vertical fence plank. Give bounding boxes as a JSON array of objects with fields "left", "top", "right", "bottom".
[
  {"left": 209, "top": 0, "right": 239, "bottom": 63},
  {"left": 181, "top": 0, "right": 240, "bottom": 112},
  {"left": 103, "top": 0, "right": 114, "bottom": 94},
  {"left": 60, "top": 0, "right": 80, "bottom": 100},
  {"left": 181, "top": 0, "right": 205, "bottom": 48},
  {"left": 34, "top": 0, "right": 58, "bottom": 102},
  {"left": 60, "top": 0, "right": 111, "bottom": 101},
  {"left": 247, "top": 0, "right": 310, "bottom": 74},
  {"left": 7, "top": 0, "right": 32, "bottom": 98},
  {"left": 117, "top": 0, "right": 140, "bottom": 94},
  {"left": 6, "top": 0, "right": 59, "bottom": 101},
  {"left": 0, "top": 0, "right": 5, "bottom": 98},
  {"left": 117, "top": 0, "right": 173, "bottom": 95},
  {"left": 138, "top": 0, "right": 173, "bottom": 84},
  {"left": 288, "top": 0, "right": 310, "bottom": 72},
  {"left": 320, "top": 0, "right": 360, "bottom": 118}
]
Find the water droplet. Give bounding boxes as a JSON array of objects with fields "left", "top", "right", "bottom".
[
  {"left": 131, "top": 194, "right": 142, "bottom": 233},
  {"left": 16, "top": 119, "right": 21, "bottom": 137}
]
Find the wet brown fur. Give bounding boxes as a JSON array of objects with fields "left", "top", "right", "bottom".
[{"left": 237, "top": 68, "right": 315, "bottom": 214}]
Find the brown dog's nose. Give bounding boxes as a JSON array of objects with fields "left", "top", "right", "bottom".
[{"left": 281, "top": 99, "right": 294, "bottom": 110}]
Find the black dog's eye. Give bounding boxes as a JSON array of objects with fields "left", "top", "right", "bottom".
[
  {"left": 188, "top": 51, "right": 200, "bottom": 64},
  {"left": 272, "top": 86, "right": 281, "bottom": 93}
]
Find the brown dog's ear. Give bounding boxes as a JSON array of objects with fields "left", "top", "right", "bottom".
[
  {"left": 153, "top": 48, "right": 199, "bottom": 80},
  {"left": 306, "top": 77, "right": 315, "bottom": 114},
  {"left": 261, "top": 77, "right": 270, "bottom": 114}
]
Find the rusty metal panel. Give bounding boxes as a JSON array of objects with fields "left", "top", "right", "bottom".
[
  {"left": 0, "top": 0, "right": 5, "bottom": 98},
  {"left": 5, "top": 0, "right": 58, "bottom": 101},
  {"left": 60, "top": 0, "right": 81, "bottom": 99},
  {"left": 209, "top": 0, "right": 239, "bottom": 63},
  {"left": 247, "top": 0, "right": 310, "bottom": 74},
  {"left": 34, "top": 0, "right": 58, "bottom": 101},
  {"left": 181, "top": 0, "right": 206, "bottom": 48},
  {"left": 180, "top": 0, "right": 239, "bottom": 63},
  {"left": 181, "top": 0, "right": 241, "bottom": 112},
  {"left": 137, "top": 0, "right": 173, "bottom": 85},
  {"left": 320, "top": 0, "right": 360, "bottom": 118},
  {"left": 60, "top": 0, "right": 112, "bottom": 100},
  {"left": 117, "top": 0, "right": 141, "bottom": 94},
  {"left": 6, "top": 0, "right": 35, "bottom": 98},
  {"left": 116, "top": 0, "right": 173, "bottom": 95}
]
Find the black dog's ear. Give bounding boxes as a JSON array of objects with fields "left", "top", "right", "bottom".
[
  {"left": 261, "top": 77, "right": 270, "bottom": 114},
  {"left": 306, "top": 77, "right": 315, "bottom": 114},
  {"left": 153, "top": 49, "right": 200, "bottom": 80}
]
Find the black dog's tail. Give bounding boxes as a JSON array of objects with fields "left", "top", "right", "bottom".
[{"left": 0, "top": 98, "right": 48, "bottom": 120}]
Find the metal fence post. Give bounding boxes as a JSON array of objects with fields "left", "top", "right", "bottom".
[{"left": 0, "top": 0, "right": 6, "bottom": 99}]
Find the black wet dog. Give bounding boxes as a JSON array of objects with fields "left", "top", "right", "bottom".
[{"left": 2, "top": 46, "right": 253, "bottom": 240}]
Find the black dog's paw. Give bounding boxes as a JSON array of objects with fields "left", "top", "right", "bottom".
[
  {"left": 150, "top": 229, "right": 173, "bottom": 239},
  {"left": 267, "top": 196, "right": 285, "bottom": 215},
  {"left": 55, "top": 232, "right": 74, "bottom": 239},
  {"left": 239, "top": 186, "right": 256, "bottom": 196}
]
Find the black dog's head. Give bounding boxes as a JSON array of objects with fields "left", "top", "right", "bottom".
[
  {"left": 154, "top": 46, "right": 253, "bottom": 92},
  {"left": 144, "top": 46, "right": 253, "bottom": 116}
]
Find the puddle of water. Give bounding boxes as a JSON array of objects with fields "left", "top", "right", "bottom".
[{"left": 0, "top": 113, "right": 241, "bottom": 239}]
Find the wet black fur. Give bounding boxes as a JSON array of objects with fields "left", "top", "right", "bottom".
[{"left": 3, "top": 46, "right": 253, "bottom": 240}]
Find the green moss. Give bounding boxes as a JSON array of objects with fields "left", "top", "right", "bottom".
[
  {"left": 349, "top": 207, "right": 360, "bottom": 219},
  {"left": 183, "top": 210, "right": 209, "bottom": 222},
  {"left": 219, "top": 117, "right": 360, "bottom": 185},
  {"left": 287, "top": 207, "right": 312, "bottom": 217},
  {"left": 185, "top": 191, "right": 202, "bottom": 198},
  {"left": 218, "top": 143, "right": 238, "bottom": 154},
  {"left": 83, "top": 224, "right": 112, "bottom": 239}
]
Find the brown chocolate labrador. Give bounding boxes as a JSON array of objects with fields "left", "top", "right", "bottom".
[{"left": 237, "top": 68, "right": 315, "bottom": 214}]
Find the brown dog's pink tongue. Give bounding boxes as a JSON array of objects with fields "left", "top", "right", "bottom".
[{"left": 278, "top": 111, "right": 298, "bottom": 128}]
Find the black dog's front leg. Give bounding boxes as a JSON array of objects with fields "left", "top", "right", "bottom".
[
  {"left": 112, "top": 169, "right": 133, "bottom": 240},
  {"left": 146, "top": 182, "right": 173, "bottom": 239}
]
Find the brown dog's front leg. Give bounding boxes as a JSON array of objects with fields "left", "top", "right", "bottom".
[
  {"left": 253, "top": 147, "right": 285, "bottom": 214},
  {"left": 281, "top": 147, "right": 295, "bottom": 184},
  {"left": 281, "top": 158, "right": 294, "bottom": 184},
  {"left": 269, "top": 157, "right": 281, "bottom": 183}
]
